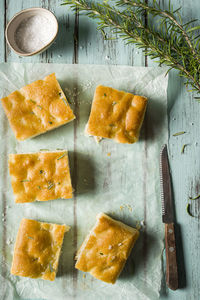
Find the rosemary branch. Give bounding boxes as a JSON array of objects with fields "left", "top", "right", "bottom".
[{"left": 62, "top": 0, "right": 200, "bottom": 97}]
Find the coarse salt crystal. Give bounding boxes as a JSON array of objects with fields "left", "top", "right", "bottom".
[{"left": 14, "top": 15, "right": 57, "bottom": 53}]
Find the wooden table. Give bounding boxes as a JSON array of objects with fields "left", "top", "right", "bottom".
[{"left": 1, "top": 1, "right": 200, "bottom": 299}]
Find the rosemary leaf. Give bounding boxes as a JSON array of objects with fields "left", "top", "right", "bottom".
[
  {"left": 186, "top": 203, "right": 195, "bottom": 218},
  {"left": 173, "top": 131, "right": 186, "bottom": 136},
  {"left": 49, "top": 263, "right": 54, "bottom": 272},
  {"left": 57, "top": 153, "right": 67, "bottom": 160},
  {"left": 47, "top": 183, "right": 55, "bottom": 190},
  {"left": 29, "top": 99, "right": 36, "bottom": 104},
  {"left": 189, "top": 194, "right": 200, "bottom": 200},
  {"left": 181, "top": 144, "right": 187, "bottom": 153}
]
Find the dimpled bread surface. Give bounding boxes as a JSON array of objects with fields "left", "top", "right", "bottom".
[
  {"left": 1, "top": 73, "right": 75, "bottom": 140},
  {"left": 86, "top": 85, "right": 147, "bottom": 144},
  {"left": 11, "top": 218, "right": 69, "bottom": 281},
  {"left": 75, "top": 213, "right": 139, "bottom": 284},
  {"left": 9, "top": 151, "right": 73, "bottom": 203}
]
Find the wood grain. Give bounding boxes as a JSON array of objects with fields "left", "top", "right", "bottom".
[
  {"left": 0, "top": 0, "right": 200, "bottom": 299},
  {"left": 165, "top": 223, "right": 178, "bottom": 290}
]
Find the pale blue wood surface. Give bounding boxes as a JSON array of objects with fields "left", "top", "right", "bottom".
[{"left": 0, "top": 0, "right": 200, "bottom": 299}]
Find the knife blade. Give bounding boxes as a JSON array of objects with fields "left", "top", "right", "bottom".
[
  {"left": 160, "top": 144, "right": 174, "bottom": 223},
  {"left": 160, "top": 144, "right": 178, "bottom": 290}
]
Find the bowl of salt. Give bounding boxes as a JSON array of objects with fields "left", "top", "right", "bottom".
[{"left": 5, "top": 7, "right": 58, "bottom": 56}]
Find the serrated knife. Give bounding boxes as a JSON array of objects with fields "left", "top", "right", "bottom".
[{"left": 160, "top": 144, "right": 178, "bottom": 290}]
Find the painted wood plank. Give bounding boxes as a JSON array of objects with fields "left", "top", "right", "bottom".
[{"left": 1, "top": 0, "right": 200, "bottom": 299}]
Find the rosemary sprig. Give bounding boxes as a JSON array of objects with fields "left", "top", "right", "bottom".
[{"left": 62, "top": 0, "right": 200, "bottom": 97}]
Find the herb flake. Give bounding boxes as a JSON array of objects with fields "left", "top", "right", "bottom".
[
  {"left": 49, "top": 121, "right": 53, "bottom": 124},
  {"left": 99, "top": 252, "right": 104, "bottom": 255},
  {"left": 186, "top": 203, "right": 195, "bottom": 218},
  {"left": 189, "top": 194, "right": 200, "bottom": 200},
  {"left": 29, "top": 99, "right": 36, "bottom": 104},
  {"left": 49, "top": 263, "right": 54, "bottom": 272},
  {"left": 39, "top": 170, "right": 43, "bottom": 174},
  {"left": 47, "top": 183, "right": 55, "bottom": 190},
  {"left": 173, "top": 131, "right": 186, "bottom": 136},
  {"left": 20, "top": 180, "right": 30, "bottom": 182},
  {"left": 181, "top": 144, "right": 187, "bottom": 154},
  {"left": 57, "top": 153, "right": 67, "bottom": 160}
]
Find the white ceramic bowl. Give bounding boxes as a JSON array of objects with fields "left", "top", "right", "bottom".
[{"left": 5, "top": 7, "right": 58, "bottom": 57}]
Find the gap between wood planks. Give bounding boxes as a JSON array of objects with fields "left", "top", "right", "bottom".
[
  {"left": 2, "top": 1, "right": 8, "bottom": 297},
  {"left": 143, "top": 0, "right": 148, "bottom": 284},
  {"left": 72, "top": 7, "right": 79, "bottom": 296}
]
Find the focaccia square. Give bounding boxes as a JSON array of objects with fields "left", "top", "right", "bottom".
[
  {"left": 1, "top": 73, "right": 75, "bottom": 140},
  {"left": 85, "top": 85, "right": 147, "bottom": 144},
  {"left": 9, "top": 151, "right": 73, "bottom": 203},
  {"left": 75, "top": 213, "right": 139, "bottom": 284},
  {"left": 11, "top": 218, "right": 69, "bottom": 281}
]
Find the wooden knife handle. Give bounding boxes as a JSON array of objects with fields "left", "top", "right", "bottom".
[{"left": 165, "top": 223, "right": 178, "bottom": 290}]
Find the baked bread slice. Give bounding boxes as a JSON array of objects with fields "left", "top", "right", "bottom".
[
  {"left": 1, "top": 73, "right": 75, "bottom": 140},
  {"left": 9, "top": 150, "right": 73, "bottom": 203},
  {"left": 11, "top": 218, "right": 69, "bottom": 281},
  {"left": 75, "top": 213, "right": 139, "bottom": 284},
  {"left": 85, "top": 85, "right": 147, "bottom": 144}
]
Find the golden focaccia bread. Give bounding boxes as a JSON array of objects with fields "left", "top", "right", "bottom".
[
  {"left": 75, "top": 213, "right": 139, "bottom": 284},
  {"left": 9, "top": 151, "right": 73, "bottom": 203},
  {"left": 11, "top": 218, "right": 69, "bottom": 281},
  {"left": 85, "top": 85, "right": 147, "bottom": 144},
  {"left": 1, "top": 73, "right": 75, "bottom": 140}
]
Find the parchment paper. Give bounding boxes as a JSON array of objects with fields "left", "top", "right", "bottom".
[{"left": 0, "top": 63, "right": 168, "bottom": 300}]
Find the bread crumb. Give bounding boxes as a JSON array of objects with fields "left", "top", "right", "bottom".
[
  {"left": 120, "top": 204, "right": 133, "bottom": 212},
  {"left": 83, "top": 274, "right": 86, "bottom": 278},
  {"left": 107, "top": 152, "right": 111, "bottom": 156},
  {"left": 136, "top": 221, "right": 141, "bottom": 230}
]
